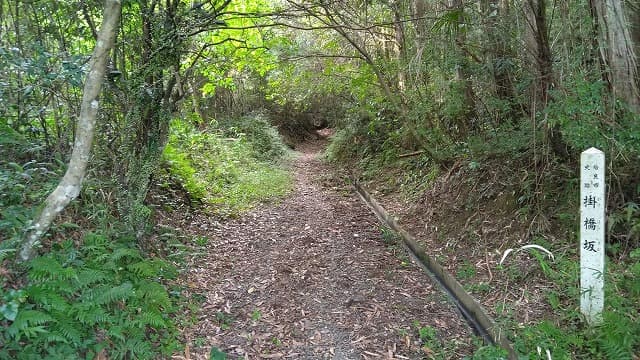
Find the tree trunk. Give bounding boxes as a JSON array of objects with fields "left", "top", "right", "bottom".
[
  {"left": 591, "top": 0, "right": 640, "bottom": 112},
  {"left": 523, "top": 0, "right": 568, "bottom": 157},
  {"left": 523, "top": 0, "right": 554, "bottom": 105},
  {"left": 115, "top": 0, "right": 185, "bottom": 238},
  {"left": 391, "top": 0, "right": 407, "bottom": 92},
  {"left": 411, "top": 0, "right": 428, "bottom": 39},
  {"left": 409, "top": 0, "right": 433, "bottom": 97},
  {"left": 483, "top": 0, "right": 515, "bottom": 108},
  {"left": 451, "top": 0, "right": 476, "bottom": 132},
  {"left": 19, "top": 0, "right": 121, "bottom": 262},
  {"left": 190, "top": 77, "right": 206, "bottom": 124}
]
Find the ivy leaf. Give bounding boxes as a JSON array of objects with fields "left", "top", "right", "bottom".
[
  {"left": 0, "top": 301, "right": 20, "bottom": 321},
  {"left": 209, "top": 347, "right": 227, "bottom": 360},
  {"left": 0, "top": 289, "right": 26, "bottom": 321}
]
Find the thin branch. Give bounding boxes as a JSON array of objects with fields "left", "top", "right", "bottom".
[
  {"left": 281, "top": 53, "right": 364, "bottom": 61},
  {"left": 185, "top": 37, "right": 252, "bottom": 70},
  {"left": 80, "top": 1, "right": 99, "bottom": 41}
]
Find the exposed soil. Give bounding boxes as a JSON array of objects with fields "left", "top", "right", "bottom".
[{"left": 171, "top": 133, "right": 475, "bottom": 359}]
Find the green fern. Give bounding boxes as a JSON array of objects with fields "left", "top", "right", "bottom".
[
  {"left": 28, "top": 256, "right": 76, "bottom": 282},
  {"left": 132, "top": 311, "right": 167, "bottom": 328},
  {"left": 50, "top": 313, "right": 82, "bottom": 345},
  {"left": 107, "top": 325, "right": 126, "bottom": 342},
  {"left": 7, "top": 309, "right": 53, "bottom": 339},
  {"left": 17, "top": 325, "right": 48, "bottom": 339},
  {"left": 74, "top": 268, "right": 108, "bottom": 288},
  {"left": 2, "top": 228, "right": 182, "bottom": 358},
  {"left": 595, "top": 311, "right": 637, "bottom": 360},
  {"left": 43, "top": 332, "right": 69, "bottom": 343},
  {"left": 598, "top": 330, "right": 633, "bottom": 360},
  {"left": 113, "top": 337, "right": 152, "bottom": 360},
  {"left": 111, "top": 247, "right": 142, "bottom": 263},
  {"left": 83, "top": 232, "right": 109, "bottom": 252},
  {"left": 0, "top": 248, "right": 16, "bottom": 262},
  {"left": 135, "top": 280, "right": 171, "bottom": 308},
  {"left": 25, "top": 285, "right": 70, "bottom": 312},
  {"left": 127, "top": 259, "right": 161, "bottom": 278},
  {"left": 95, "top": 282, "right": 134, "bottom": 305},
  {"left": 73, "top": 303, "right": 109, "bottom": 325}
]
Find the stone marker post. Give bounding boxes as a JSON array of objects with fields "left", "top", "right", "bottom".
[{"left": 580, "top": 147, "right": 605, "bottom": 325}]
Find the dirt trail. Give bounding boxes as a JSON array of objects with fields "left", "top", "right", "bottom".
[{"left": 176, "top": 136, "right": 473, "bottom": 359}]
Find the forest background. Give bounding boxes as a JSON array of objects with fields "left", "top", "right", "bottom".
[{"left": 0, "top": 0, "right": 638, "bottom": 358}]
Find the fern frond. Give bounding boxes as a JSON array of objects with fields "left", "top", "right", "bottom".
[
  {"left": 94, "top": 252, "right": 112, "bottom": 265},
  {"left": 107, "top": 325, "right": 126, "bottom": 341},
  {"left": 132, "top": 311, "right": 167, "bottom": 329},
  {"left": 83, "top": 232, "right": 109, "bottom": 248},
  {"left": 95, "top": 282, "right": 134, "bottom": 305},
  {"left": 44, "top": 333, "right": 69, "bottom": 344},
  {"left": 599, "top": 333, "right": 632, "bottom": 360},
  {"left": 127, "top": 261, "right": 156, "bottom": 278},
  {"left": 123, "top": 337, "right": 152, "bottom": 360},
  {"left": 129, "top": 258, "right": 178, "bottom": 279},
  {"left": 75, "top": 268, "right": 108, "bottom": 288},
  {"left": 26, "top": 284, "right": 71, "bottom": 312},
  {"left": 74, "top": 303, "right": 110, "bottom": 326},
  {"left": 597, "top": 312, "right": 636, "bottom": 360},
  {"left": 19, "top": 325, "right": 48, "bottom": 338},
  {"left": 110, "top": 248, "right": 141, "bottom": 264},
  {"left": 7, "top": 309, "right": 53, "bottom": 339},
  {"left": 134, "top": 280, "right": 171, "bottom": 309},
  {"left": 0, "top": 248, "right": 16, "bottom": 262},
  {"left": 28, "top": 256, "right": 76, "bottom": 282},
  {"left": 51, "top": 315, "right": 82, "bottom": 345}
]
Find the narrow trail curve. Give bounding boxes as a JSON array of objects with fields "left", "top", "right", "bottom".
[{"left": 178, "top": 137, "right": 473, "bottom": 359}]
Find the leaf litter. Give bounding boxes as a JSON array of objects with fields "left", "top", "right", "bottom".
[{"left": 172, "top": 136, "right": 474, "bottom": 359}]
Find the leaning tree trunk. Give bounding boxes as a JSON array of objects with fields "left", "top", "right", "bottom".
[
  {"left": 591, "top": 0, "right": 640, "bottom": 112},
  {"left": 19, "top": 0, "right": 121, "bottom": 262}
]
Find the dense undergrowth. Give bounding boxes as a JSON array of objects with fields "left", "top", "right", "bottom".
[
  {"left": 0, "top": 113, "right": 292, "bottom": 358},
  {"left": 1, "top": 234, "right": 181, "bottom": 359},
  {"left": 160, "top": 114, "right": 292, "bottom": 216}
]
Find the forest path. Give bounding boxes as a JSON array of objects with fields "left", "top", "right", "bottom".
[{"left": 176, "top": 133, "right": 473, "bottom": 359}]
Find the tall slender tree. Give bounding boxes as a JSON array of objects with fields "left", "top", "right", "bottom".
[
  {"left": 523, "top": 0, "right": 553, "bottom": 106},
  {"left": 482, "top": 0, "right": 515, "bottom": 112},
  {"left": 19, "top": 0, "right": 121, "bottom": 261},
  {"left": 591, "top": 0, "right": 640, "bottom": 112}
]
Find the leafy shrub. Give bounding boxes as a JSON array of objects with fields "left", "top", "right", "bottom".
[
  {"left": 546, "top": 77, "right": 609, "bottom": 152},
  {"left": 327, "top": 106, "right": 401, "bottom": 165},
  {"left": 161, "top": 116, "right": 291, "bottom": 215},
  {"left": 546, "top": 75, "right": 640, "bottom": 160},
  {"left": 0, "top": 150, "right": 63, "bottom": 264},
  {"left": 0, "top": 233, "right": 181, "bottom": 359},
  {"left": 218, "top": 113, "right": 288, "bottom": 161},
  {"left": 162, "top": 143, "right": 208, "bottom": 201},
  {"left": 326, "top": 123, "right": 363, "bottom": 164},
  {"left": 467, "top": 344, "right": 508, "bottom": 360}
]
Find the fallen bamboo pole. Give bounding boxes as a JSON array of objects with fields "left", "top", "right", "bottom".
[
  {"left": 352, "top": 179, "right": 517, "bottom": 360},
  {"left": 397, "top": 150, "right": 425, "bottom": 158}
]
